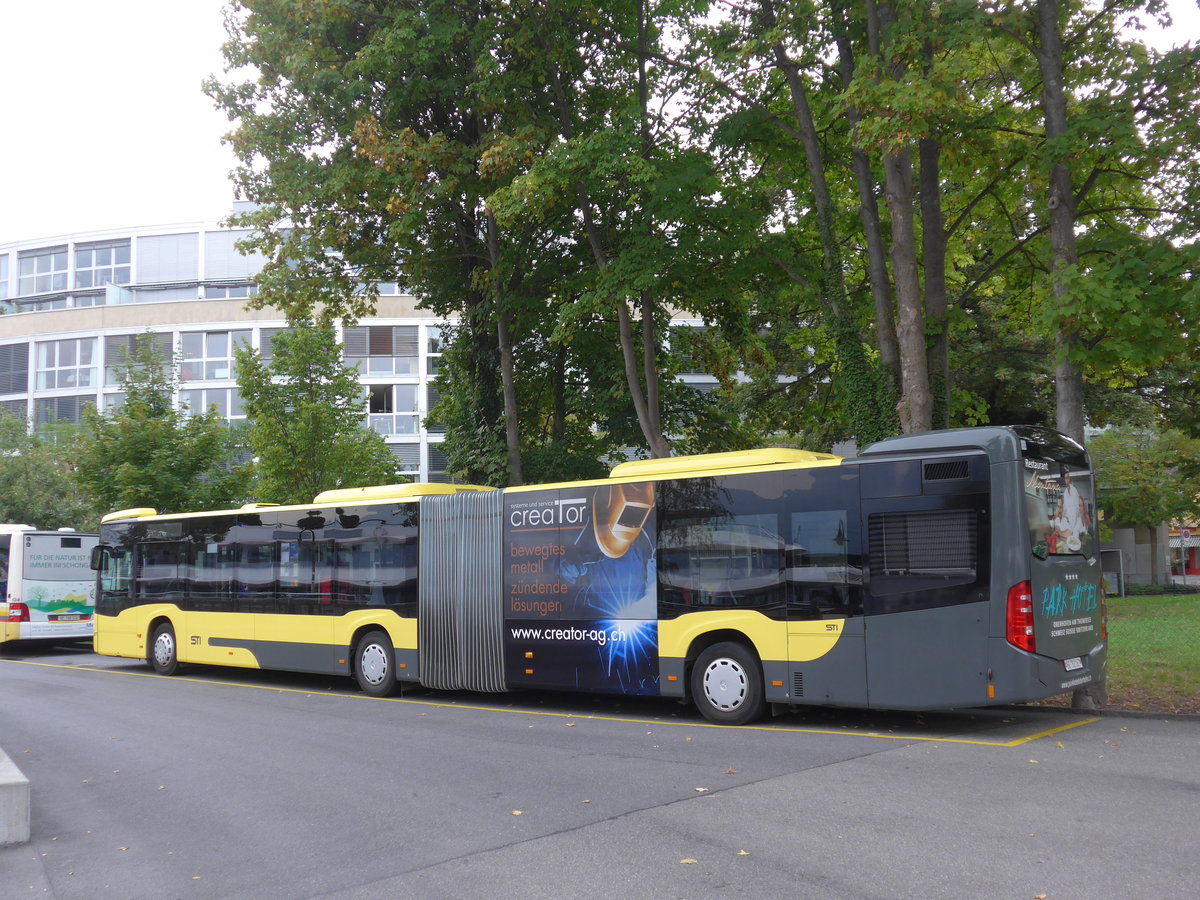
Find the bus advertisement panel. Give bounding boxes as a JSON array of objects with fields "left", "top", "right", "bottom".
[{"left": 504, "top": 483, "right": 659, "bottom": 695}]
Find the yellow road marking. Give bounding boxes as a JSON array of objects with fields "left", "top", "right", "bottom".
[{"left": 2, "top": 658, "right": 1100, "bottom": 747}]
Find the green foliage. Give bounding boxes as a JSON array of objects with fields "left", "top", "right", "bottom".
[
  {"left": 1089, "top": 426, "right": 1200, "bottom": 529},
  {"left": 73, "top": 336, "right": 252, "bottom": 515},
  {"left": 208, "top": 0, "right": 1200, "bottom": 462},
  {"left": 0, "top": 415, "right": 100, "bottom": 530},
  {"left": 236, "top": 318, "right": 401, "bottom": 504}
]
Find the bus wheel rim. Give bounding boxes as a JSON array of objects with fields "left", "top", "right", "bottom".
[
  {"left": 361, "top": 643, "right": 388, "bottom": 685},
  {"left": 154, "top": 631, "right": 174, "bottom": 667},
  {"left": 702, "top": 658, "right": 747, "bottom": 711}
]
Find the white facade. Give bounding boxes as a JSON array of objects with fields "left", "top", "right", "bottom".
[{"left": 0, "top": 214, "right": 452, "bottom": 481}]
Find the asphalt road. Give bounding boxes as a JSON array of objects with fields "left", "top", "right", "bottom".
[{"left": 2, "top": 643, "right": 1198, "bottom": 900}]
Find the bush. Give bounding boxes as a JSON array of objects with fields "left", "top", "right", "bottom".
[{"left": 1122, "top": 583, "right": 1197, "bottom": 596}]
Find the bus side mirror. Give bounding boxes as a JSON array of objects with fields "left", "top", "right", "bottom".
[{"left": 90, "top": 546, "right": 107, "bottom": 571}]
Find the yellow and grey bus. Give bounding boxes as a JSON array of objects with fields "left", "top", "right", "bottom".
[{"left": 92, "top": 425, "right": 1106, "bottom": 724}]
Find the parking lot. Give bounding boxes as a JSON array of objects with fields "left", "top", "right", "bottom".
[{"left": 3, "top": 644, "right": 1198, "bottom": 899}]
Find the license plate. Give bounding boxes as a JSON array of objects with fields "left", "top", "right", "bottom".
[
  {"left": 55, "top": 614, "right": 80, "bottom": 622},
  {"left": 1064, "top": 657, "right": 1083, "bottom": 672}
]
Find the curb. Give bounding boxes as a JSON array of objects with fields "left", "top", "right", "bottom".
[
  {"left": 1001, "top": 704, "right": 1200, "bottom": 722},
  {"left": 0, "top": 747, "right": 30, "bottom": 846},
  {"left": 0, "top": 747, "right": 31, "bottom": 845}
]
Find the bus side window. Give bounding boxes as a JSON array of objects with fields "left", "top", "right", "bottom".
[
  {"left": 277, "top": 539, "right": 335, "bottom": 614},
  {"left": 788, "top": 510, "right": 859, "bottom": 619},
  {"left": 136, "top": 542, "right": 188, "bottom": 600},
  {"left": 377, "top": 536, "right": 417, "bottom": 615},
  {"left": 334, "top": 540, "right": 376, "bottom": 608},
  {"left": 235, "top": 543, "right": 276, "bottom": 611},
  {"left": 659, "top": 514, "right": 785, "bottom": 612},
  {"left": 188, "top": 542, "right": 232, "bottom": 612}
]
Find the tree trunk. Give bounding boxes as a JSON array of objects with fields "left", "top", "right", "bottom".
[
  {"left": 485, "top": 213, "right": 524, "bottom": 485},
  {"left": 546, "top": 50, "right": 670, "bottom": 458},
  {"left": 763, "top": 0, "right": 894, "bottom": 445},
  {"left": 1035, "top": 0, "right": 1086, "bottom": 443},
  {"left": 882, "top": 146, "right": 933, "bottom": 434},
  {"left": 831, "top": 0, "right": 899, "bottom": 388},
  {"left": 920, "top": 134, "right": 949, "bottom": 429}
]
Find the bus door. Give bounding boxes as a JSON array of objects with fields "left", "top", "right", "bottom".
[
  {"left": 783, "top": 469, "right": 868, "bottom": 706},
  {"left": 260, "top": 537, "right": 339, "bottom": 662},
  {"left": 859, "top": 454, "right": 992, "bottom": 710}
]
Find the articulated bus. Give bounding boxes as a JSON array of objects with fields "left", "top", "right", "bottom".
[
  {"left": 1, "top": 525, "right": 99, "bottom": 645},
  {"left": 91, "top": 425, "right": 1105, "bottom": 724}
]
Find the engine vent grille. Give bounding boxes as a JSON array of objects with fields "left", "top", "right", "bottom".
[
  {"left": 792, "top": 672, "right": 804, "bottom": 698},
  {"left": 924, "top": 460, "right": 970, "bottom": 481}
]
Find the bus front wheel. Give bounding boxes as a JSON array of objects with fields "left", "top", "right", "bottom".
[
  {"left": 354, "top": 630, "right": 397, "bottom": 697},
  {"left": 148, "top": 622, "right": 180, "bottom": 676},
  {"left": 691, "top": 642, "right": 766, "bottom": 726}
]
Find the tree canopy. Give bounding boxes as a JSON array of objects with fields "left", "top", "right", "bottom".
[
  {"left": 207, "top": 0, "right": 1200, "bottom": 482},
  {"left": 73, "top": 336, "right": 253, "bottom": 515},
  {"left": 235, "top": 318, "right": 401, "bottom": 504},
  {"left": 0, "top": 415, "right": 99, "bottom": 530}
]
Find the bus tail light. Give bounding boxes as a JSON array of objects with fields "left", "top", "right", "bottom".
[
  {"left": 1006, "top": 582, "right": 1035, "bottom": 653},
  {"left": 7, "top": 603, "right": 30, "bottom": 623}
]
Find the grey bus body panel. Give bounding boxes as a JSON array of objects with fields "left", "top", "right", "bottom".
[
  {"left": 785, "top": 615, "right": 868, "bottom": 706},
  {"left": 864, "top": 603, "right": 989, "bottom": 709},
  {"left": 208, "top": 637, "right": 349, "bottom": 676}
]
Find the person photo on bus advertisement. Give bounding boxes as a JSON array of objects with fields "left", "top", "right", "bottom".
[
  {"left": 1049, "top": 498, "right": 1072, "bottom": 553},
  {"left": 1060, "top": 469, "right": 1090, "bottom": 546}
]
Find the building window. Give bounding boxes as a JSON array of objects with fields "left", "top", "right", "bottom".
[
  {"left": 389, "top": 443, "right": 421, "bottom": 475},
  {"left": 181, "top": 330, "right": 251, "bottom": 381},
  {"left": 0, "top": 255, "right": 8, "bottom": 301},
  {"left": 36, "top": 338, "right": 97, "bottom": 389},
  {"left": 0, "top": 399, "right": 28, "bottom": 421},
  {"left": 74, "top": 240, "right": 131, "bottom": 289},
  {"left": 343, "top": 326, "right": 419, "bottom": 375},
  {"left": 104, "top": 334, "right": 173, "bottom": 386},
  {"left": 18, "top": 246, "right": 68, "bottom": 295},
  {"left": 367, "top": 384, "right": 419, "bottom": 436},
  {"left": 428, "top": 445, "right": 451, "bottom": 482},
  {"left": 27, "top": 297, "right": 69, "bottom": 311},
  {"left": 206, "top": 283, "right": 257, "bottom": 299},
  {"left": 424, "top": 382, "right": 444, "bottom": 434},
  {"left": 181, "top": 388, "right": 244, "bottom": 420},
  {"left": 427, "top": 325, "right": 444, "bottom": 375},
  {"left": 259, "top": 327, "right": 291, "bottom": 362},
  {"left": 35, "top": 395, "right": 92, "bottom": 428},
  {"left": 0, "top": 344, "right": 29, "bottom": 394}
]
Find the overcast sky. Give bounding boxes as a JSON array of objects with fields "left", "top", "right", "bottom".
[{"left": 1, "top": 0, "right": 1197, "bottom": 246}]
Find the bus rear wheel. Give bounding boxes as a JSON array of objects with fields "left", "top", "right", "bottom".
[
  {"left": 691, "top": 642, "right": 765, "bottom": 726},
  {"left": 354, "top": 630, "right": 397, "bottom": 697},
  {"left": 148, "top": 622, "right": 180, "bottom": 676}
]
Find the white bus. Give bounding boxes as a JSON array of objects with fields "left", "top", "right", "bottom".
[{"left": 1, "top": 525, "right": 99, "bottom": 645}]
